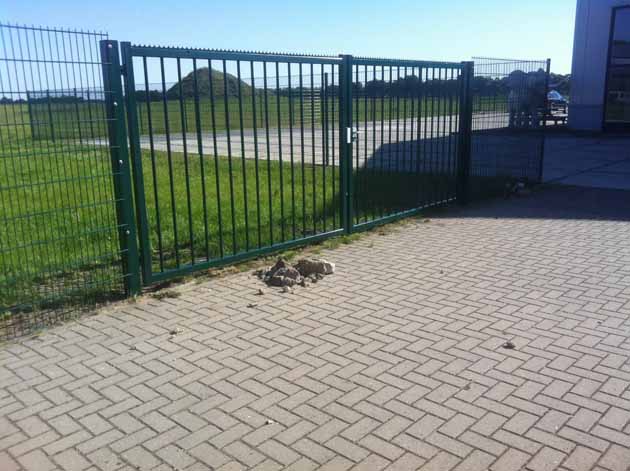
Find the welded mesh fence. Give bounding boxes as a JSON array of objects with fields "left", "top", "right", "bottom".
[
  {"left": 0, "top": 21, "right": 551, "bottom": 340},
  {"left": 469, "top": 57, "right": 549, "bottom": 197},
  {"left": 349, "top": 59, "right": 464, "bottom": 227},
  {"left": 123, "top": 46, "right": 344, "bottom": 282},
  {"left": 0, "top": 23, "right": 128, "bottom": 339}
]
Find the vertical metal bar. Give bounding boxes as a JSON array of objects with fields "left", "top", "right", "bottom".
[
  {"left": 26, "top": 90, "right": 37, "bottom": 140},
  {"left": 310, "top": 63, "right": 316, "bottom": 234},
  {"left": 363, "top": 64, "right": 368, "bottom": 222},
  {"left": 85, "top": 87, "right": 95, "bottom": 146},
  {"left": 237, "top": 60, "right": 250, "bottom": 249},
  {"left": 457, "top": 62, "right": 473, "bottom": 205},
  {"left": 287, "top": 62, "right": 296, "bottom": 239},
  {"left": 322, "top": 69, "right": 328, "bottom": 232},
  {"left": 395, "top": 66, "right": 401, "bottom": 175},
  {"left": 192, "top": 58, "right": 210, "bottom": 261},
  {"left": 330, "top": 66, "right": 337, "bottom": 228},
  {"left": 176, "top": 58, "right": 194, "bottom": 264},
  {"left": 263, "top": 61, "right": 272, "bottom": 244},
  {"left": 402, "top": 67, "right": 407, "bottom": 174},
  {"left": 222, "top": 59, "right": 237, "bottom": 254},
  {"left": 299, "top": 63, "right": 306, "bottom": 236},
  {"left": 440, "top": 67, "right": 449, "bottom": 202},
  {"left": 46, "top": 89, "right": 55, "bottom": 141},
  {"left": 388, "top": 65, "right": 393, "bottom": 178},
  {"left": 208, "top": 64, "right": 224, "bottom": 258},
  {"left": 142, "top": 56, "right": 164, "bottom": 272},
  {"left": 160, "top": 57, "right": 180, "bottom": 267},
  {"left": 415, "top": 66, "right": 424, "bottom": 206},
  {"left": 353, "top": 63, "right": 359, "bottom": 224},
  {"left": 275, "top": 61, "right": 285, "bottom": 241},
  {"left": 380, "top": 65, "right": 385, "bottom": 218},
  {"left": 538, "top": 58, "right": 551, "bottom": 183},
  {"left": 100, "top": 39, "right": 140, "bottom": 295},
  {"left": 429, "top": 67, "right": 437, "bottom": 205},
  {"left": 422, "top": 67, "right": 430, "bottom": 206},
  {"left": 73, "top": 87, "right": 83, "bottom": 144},
  {"left": 120, "top": 42, "right": 151, "bottom": 283},
  {"left": 371, "top": 64, "right": 377, "bottom": 221},
  {"left": 408, "top": 67, "right": 415, "bottom": 178},
  {"left": 339, "top": 55, "right": 353, "bottom": 233},
  {"left": 250, "top": 62, "right": 261, "bottom": 248}
]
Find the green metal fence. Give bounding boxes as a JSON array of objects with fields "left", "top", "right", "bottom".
[
  {"left": 0, "top": 22, "right": 550, "bottom": 340},
  {"left": 0, "top": 23, "right": 133, "bottom": 339},
  {"left": 468, "top": 57, "right": 551, "bottom": 198}
]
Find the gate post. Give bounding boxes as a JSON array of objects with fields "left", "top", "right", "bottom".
[
  {"left": 538, "top": 58, "right": 552, "bottom": 183},
  {"left": 339, "top": 54, "right": 354, "bottom": 233},
  {"left": 100, "top": 40, "right": 141, "bottom": 296},
  {"left": 456, "top": 61, "right": 474, "bottom": 205},
  {"left": 120, "top": 41, "right": 151, "bottom": 285}
]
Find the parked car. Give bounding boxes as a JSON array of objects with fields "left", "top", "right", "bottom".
[{"left": 548, "top": 90, "right": 568, "bottom": 113}]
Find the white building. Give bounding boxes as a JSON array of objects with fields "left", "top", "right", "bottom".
[{"left": 570, "top": 0, "right": 630, "bottom": 131}]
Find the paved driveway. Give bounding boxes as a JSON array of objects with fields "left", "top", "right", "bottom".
[
  {"left": 1, "top": 186, "right": 630, "bottom": 471},
  {"left": 543, "top": 134, "right": 630, "bottom": 190}
]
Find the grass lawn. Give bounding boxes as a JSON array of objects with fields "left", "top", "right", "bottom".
[
  {"left": 21, "top": 94, "right": 509, "bottom": 140},
  {"left": 1, "top": 86, "right": 513, "bottom": 318},
  {"left": 1, "top": 134, "right": 485, "bottom": 313}
]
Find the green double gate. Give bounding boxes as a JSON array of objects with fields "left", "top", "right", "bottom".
[{"left": 101, "top": 40, "right": 473, "bottom": 291}]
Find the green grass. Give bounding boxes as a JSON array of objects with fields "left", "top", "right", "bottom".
[
  {"left": 18, "top": 94, "right": 509, "bottom": 141},
  {"left": 1, "top": 89, "right": 511, "bottom": 316},
  {"left": 1, "top": 135, "right": 485, "bottom": 312}
]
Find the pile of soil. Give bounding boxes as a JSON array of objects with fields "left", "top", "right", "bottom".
[{"left": 255, "top": 258, "right": 335, "bottom": 287}]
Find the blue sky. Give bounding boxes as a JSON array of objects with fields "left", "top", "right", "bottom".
[{"left": 6, "top": 0, "right": 577, "bottom": 73}]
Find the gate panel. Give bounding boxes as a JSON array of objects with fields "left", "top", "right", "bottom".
[
  {"left": 122, "top": 45, "right": 344, "bottom": 283},
  {"left": 469, "top": 57, "right": 550, "bottom": 198},
  {"left": 348, "top": 58, "right": 465, "bottom": 230}
]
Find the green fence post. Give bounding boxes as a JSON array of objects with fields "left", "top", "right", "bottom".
[
  {"left": 456, "top": 61, "right": 474, "bottom": 205},
  {"left": 339, "top": 54, "right": 354, "bottom": 233},
  {"left": 538, "top": 58, "right": 551, "bottom": 183},
  {"left": 120, "top": 41, "right": 151, "bottom": 285},
  {"left": 100, "top": 39, "right": 141, "bottom": 296}
]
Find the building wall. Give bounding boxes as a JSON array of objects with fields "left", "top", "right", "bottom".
[{"left": 569, "top": 0, "right": 630, "bottom": 130}]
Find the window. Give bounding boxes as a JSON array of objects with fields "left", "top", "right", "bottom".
[{"left": 605, "top": 6, "right": 630, "bottom": 128}]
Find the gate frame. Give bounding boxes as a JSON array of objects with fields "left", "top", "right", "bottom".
[
  {"left": 100, "top": 40, "right": 142, "bottom": 295},
  {"left": 121, "top": 45, "right": 348, "bottom": 286},
  {"left": 345, "top": 58, "right": 470, "bottom": 233},
  {"left": 106, "top": 42, "right": 480, "bottom": 288}
]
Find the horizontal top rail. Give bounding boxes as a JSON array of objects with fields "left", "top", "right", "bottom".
[
  {"left": 352, "top": 56, "right": 463, "bottom": 69},
  {"left": 472, "top": 56, "right": 548, "bottom": 65},
  {"left": 127, "top": 44, "right": 342, "bottom": 64},
  {"left": 0, "top": 21, "right": 108, "bottom": 36}
]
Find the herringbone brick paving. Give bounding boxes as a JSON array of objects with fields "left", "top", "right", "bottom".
[{"left": 1, "top": 186, "right": 630, "bottom": 471}]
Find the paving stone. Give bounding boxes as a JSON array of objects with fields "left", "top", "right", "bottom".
[{"left": 2, "top": 187, "right": 630, "bottom": 471}]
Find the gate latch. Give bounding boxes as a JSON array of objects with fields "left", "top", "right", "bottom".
[{"left": 346, "top": 127, "right": 360, "bottom": 144}]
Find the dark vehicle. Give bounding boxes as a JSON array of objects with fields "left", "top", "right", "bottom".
[{"left": 548, "top": 90, "right": 568, "bottom": 113}]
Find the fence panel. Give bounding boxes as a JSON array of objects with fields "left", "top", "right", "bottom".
[
  {"left": 0, "top": 24, "right": 131, "bottom": 339},
  {"left": 348, "top": 58, "right": 465, "bottom": 230},
  {"left": 469, "top": 57, "right": 550, "bottom": 198},
  {"left": 0, "top": 22, "right": 552, "bottom": 337},
  {"left": 122, "top": 45, "right": 345, "bottom": 283}
]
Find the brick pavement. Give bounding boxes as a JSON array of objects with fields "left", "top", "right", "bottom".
[{"left": 1, "top": 186, "right": 630, "bottom": 471}]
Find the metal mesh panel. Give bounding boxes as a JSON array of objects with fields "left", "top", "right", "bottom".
[
  {"left": 349, "top": 60, "right": 463, "bottom": 228},
  {"left": 0, "top": 23, "right": 126, "bottom": 339},
  {"left": 470, "top": 57, "right": 548, "bottom": 196},
  {"left": 124, "top": 46, "right": 343, "bottom": 282}
]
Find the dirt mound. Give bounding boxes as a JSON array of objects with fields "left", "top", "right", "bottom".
[{"left": 256, "top": 258, "right": 335, "bottom": 287}]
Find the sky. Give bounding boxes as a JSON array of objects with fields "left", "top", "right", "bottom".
[{"left": 5, "top": 0, "right": 577, "bottom": 74}]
